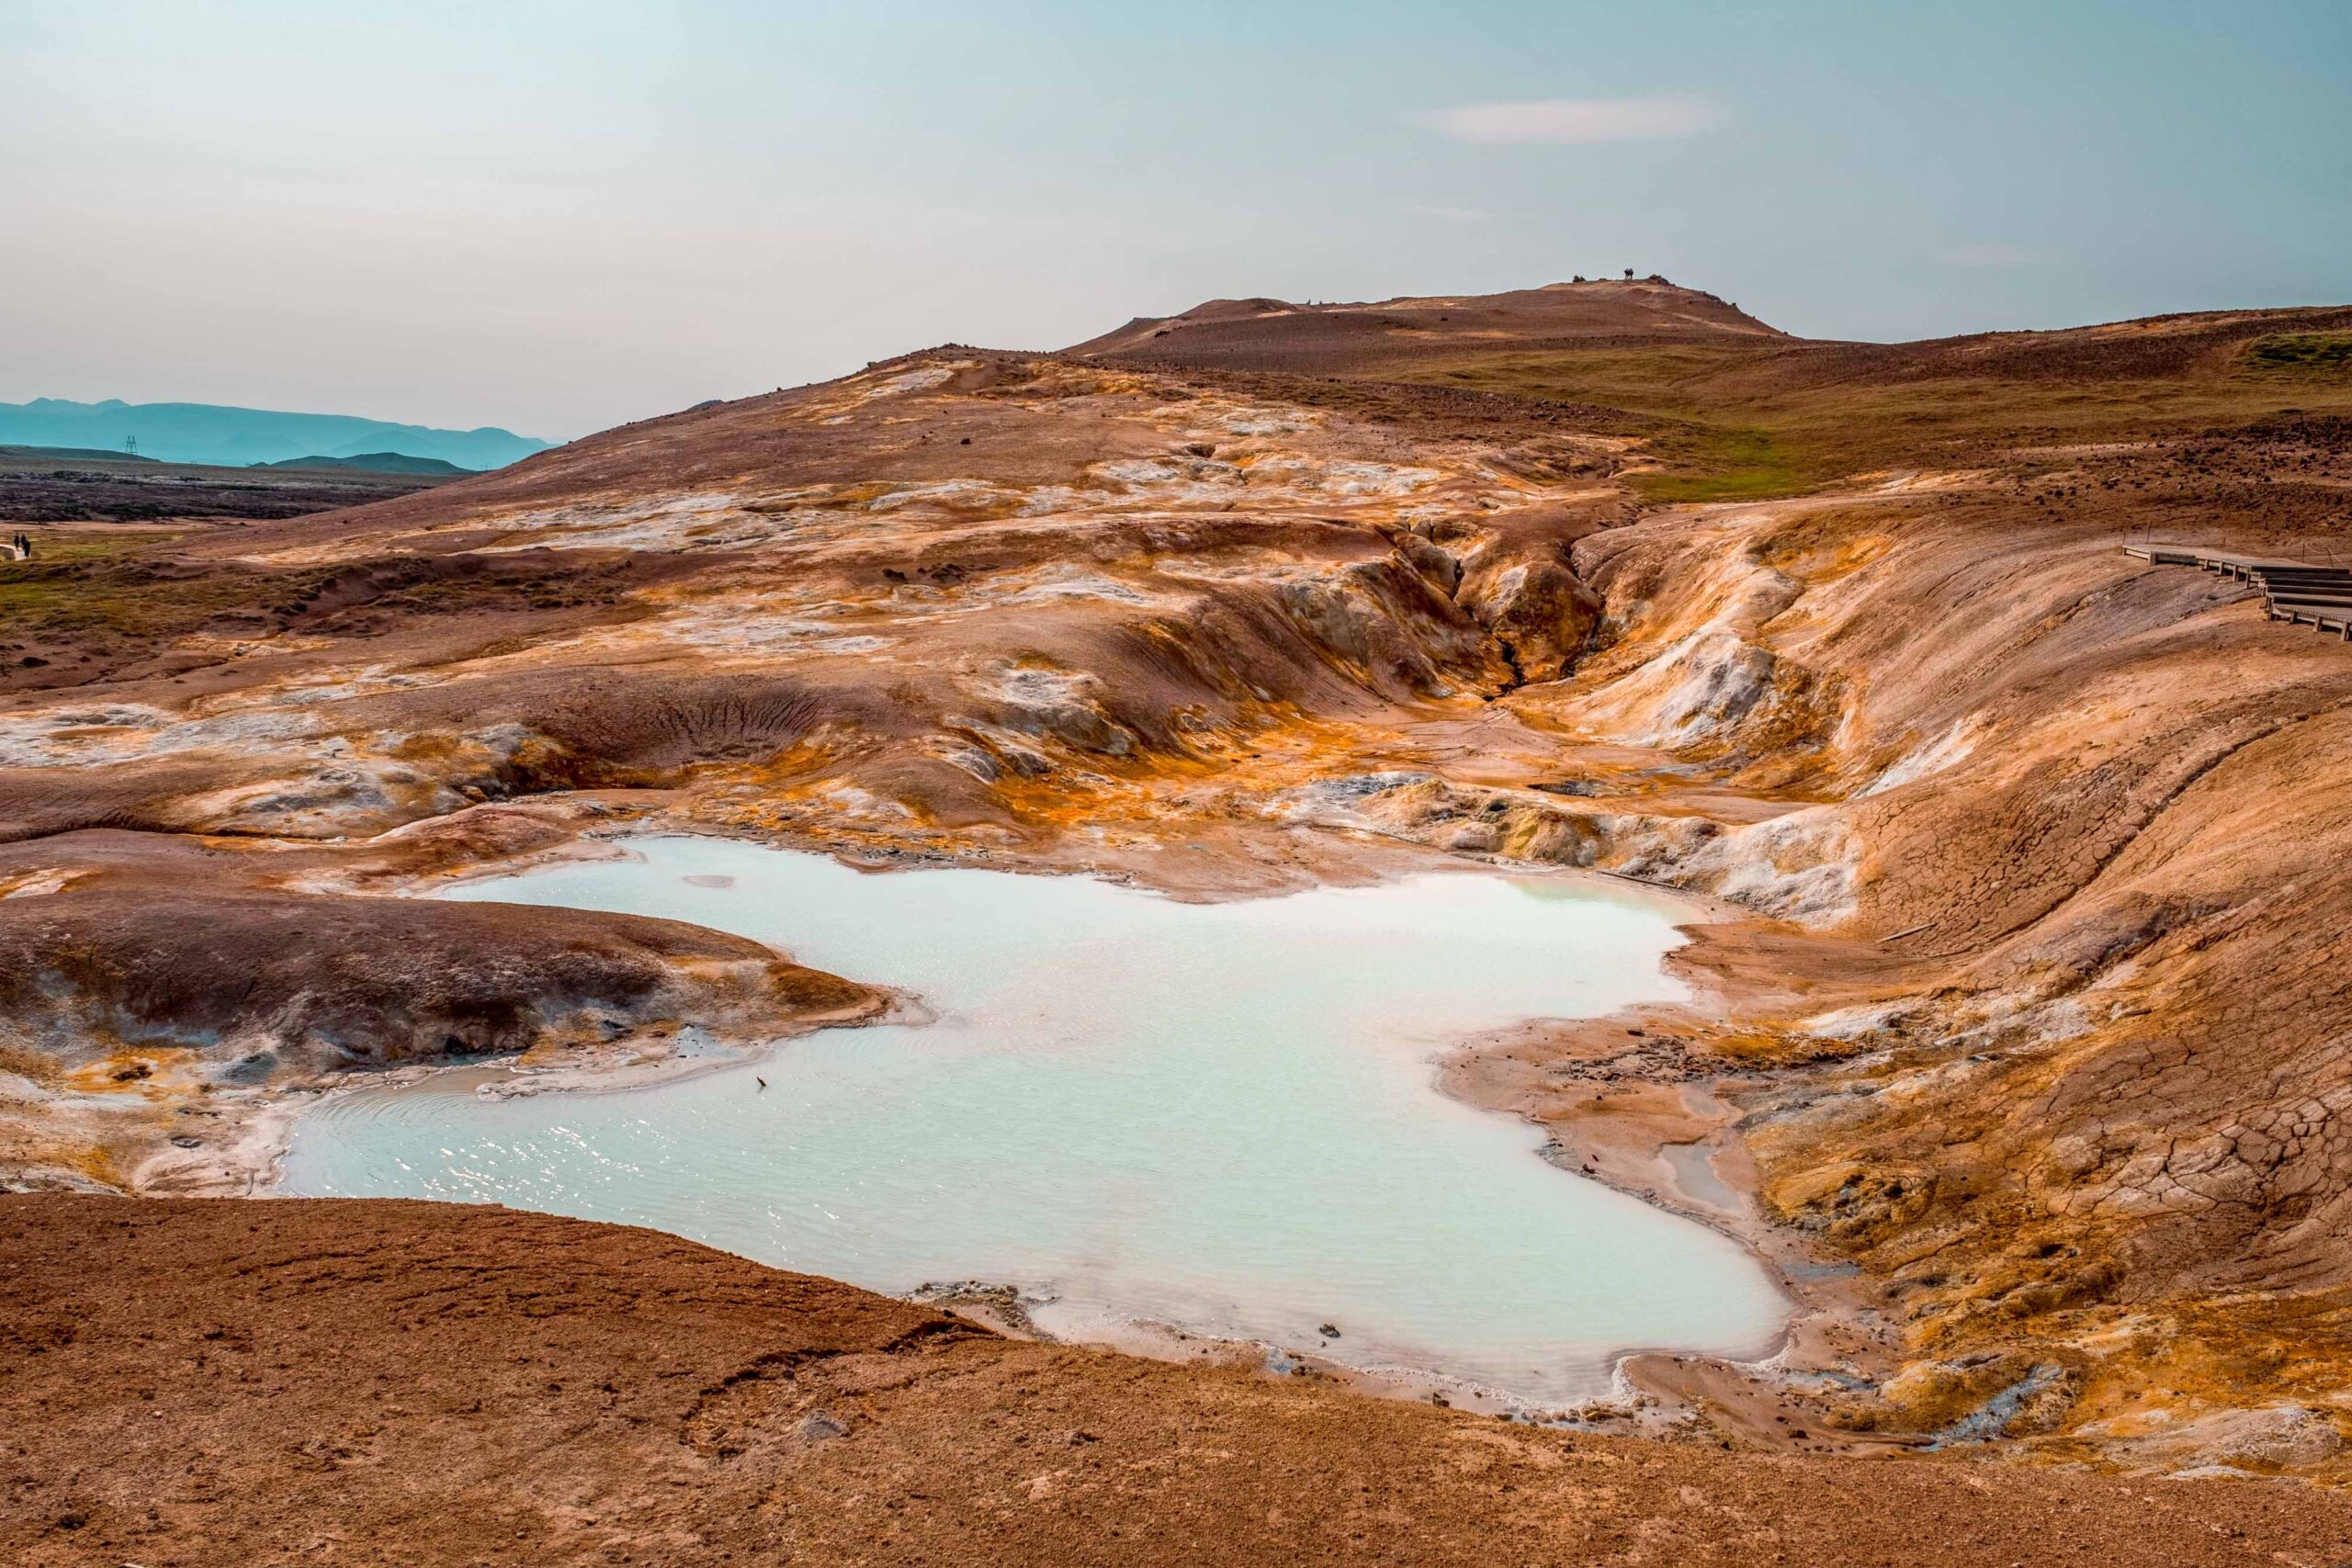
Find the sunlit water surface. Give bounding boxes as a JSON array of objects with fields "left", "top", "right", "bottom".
[{"left": 281, "top": 837, "right": 1785, "bottom": 1403}]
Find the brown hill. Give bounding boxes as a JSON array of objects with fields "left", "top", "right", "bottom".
[
  {"left": 1381, "top": 302, "right": 2352, "bottom": 500},
  {"left": 7, "top": 1193, "right": 2349, "bottom": 1568},
  {"left": 1066, "top": 276, "right": 1783, "bottom": 372}
]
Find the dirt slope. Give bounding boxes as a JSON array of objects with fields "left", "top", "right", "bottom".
[
  {"left": 1381, "top": 303, "right": 2352, "bottom": 499},
  {"left": 7, "top": 1193, "right": 2350, "bottom": 1568}
]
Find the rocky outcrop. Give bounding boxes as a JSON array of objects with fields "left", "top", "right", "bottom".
[
  {"left": 0, "top": 886, "right": 872, "bottom": 1072},
  {"left": 0, "top": 838, "right": 885, "bottom": 1192}
]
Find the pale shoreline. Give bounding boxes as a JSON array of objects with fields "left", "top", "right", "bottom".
[{"left": 232, "top": 818, "right": 1836, "bottom": 1431}]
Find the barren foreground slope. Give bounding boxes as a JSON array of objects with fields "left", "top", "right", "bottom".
[
  {"left": 6, "top": 285, "right": 2352, "bottom": 1554},
  {"left": 9, "top": 1194, "right": 2352, "bottom": 1567}
]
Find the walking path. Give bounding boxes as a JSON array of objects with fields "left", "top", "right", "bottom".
[{"left": 2128, "top": 544, "right": 2352, "bottom": 638}]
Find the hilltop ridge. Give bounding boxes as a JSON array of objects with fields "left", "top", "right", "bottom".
[{"left": 1067, "top": 276, "right": 1782, "bottom": 371}]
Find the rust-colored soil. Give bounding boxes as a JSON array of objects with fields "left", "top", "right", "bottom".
[
  {"left": 7, "top": 1193, "right": 2350, "bottom": 1568},
  {"left": 1067, "top": 276, "right": 1782, "bottom": 373}
]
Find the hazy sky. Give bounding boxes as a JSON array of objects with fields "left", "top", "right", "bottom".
[{"left": 4, "top": 0, "right": 2346, "bottom": 439}]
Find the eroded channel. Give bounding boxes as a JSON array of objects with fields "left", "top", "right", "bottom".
[{"left": 280, "top": 836, "right": 1786, "bottom": 1404}]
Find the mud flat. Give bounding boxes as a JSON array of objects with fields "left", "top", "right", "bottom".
[{"left": 280, "top": 834, "right": 1788, "bottom": 1405}]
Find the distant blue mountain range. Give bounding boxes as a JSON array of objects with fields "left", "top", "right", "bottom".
[{"left": 0, "top": 398, "right": 553, "bottom": 471}]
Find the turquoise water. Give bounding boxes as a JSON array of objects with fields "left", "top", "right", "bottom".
[{"left": 280, "top": 836, "right": 1785, "bottom": 1402}]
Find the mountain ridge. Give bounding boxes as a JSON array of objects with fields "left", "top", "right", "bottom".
[
  {"left": 0, "top": 396, "right": 551, "bottom": 470},
  {"left": 254, "top": 451, "right": 473, "bottom": 476}
]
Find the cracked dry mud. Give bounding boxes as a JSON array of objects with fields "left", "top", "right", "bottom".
[{"left": 6, "top": 279, "right": 2352, "bottom": 1562}]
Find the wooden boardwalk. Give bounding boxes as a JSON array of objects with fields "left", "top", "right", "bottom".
[{"left": 2126, "top": 545, "right": 2352, "bottom": 639}]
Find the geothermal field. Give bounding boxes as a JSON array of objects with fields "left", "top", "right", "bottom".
[{"left": 7, "top": 279, "right": 2352, "bottom": 1562}]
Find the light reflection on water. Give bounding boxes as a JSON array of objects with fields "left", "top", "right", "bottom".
[{"left": 281, "top": 837, "right": 1785, "bottom": 1403}]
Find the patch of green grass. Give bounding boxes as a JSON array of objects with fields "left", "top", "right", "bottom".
[
  {"left": 1416, "top": 346, "right": 1835, "bottom": 500},
  {"left": 2246, "top": 332, "right": 2352, "bottom": 373},
  {"left": 0, "top": 576, "right": 202, "bottom": 637},
  {"left": 1399, "top": 342, "right": 2352, "bottom": 499},
  {"left": 0, "top": 533, "right": 243, "bottom": 638},
  {"left": 4, "top": 529, "right": 184, "bottom": 565},
  {"left": 1624, "top": 423, "right": 1814, "bottom": 502}
]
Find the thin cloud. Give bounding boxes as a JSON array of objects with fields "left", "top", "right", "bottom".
[
  {"left": 1406, "top": 96, "right": 1724, "bottom": 145},
  {"left": 1933, "top": 243, "right": 2046, "bottom": 267},
  {"left": 1413, "top": 205, "right": 1489, "bottom": 223}
]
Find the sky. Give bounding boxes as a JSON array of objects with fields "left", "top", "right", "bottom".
[{"left": 3, "top": 0, "right": 2346, "bottom": 440}]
